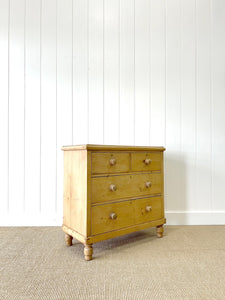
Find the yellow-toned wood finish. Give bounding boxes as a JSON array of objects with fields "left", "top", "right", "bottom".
[
  {"left": 91, "top": 196, "right": 163, "bottom": 235},
  {"left": 131, "top": 152, "right": 161, "bottom": 172},
  {"left": 63, "top": 150, "right": 88, "bottom": 236},
  {"left": 88, "top": 218, "right": 166, "bottom": 244},
  {"left": 65, "top": 233, "right": 73, "bottom": 246},
  {"left": 91, "top": 173, "right": 162, "bottom": 204},
  {"left": 134, "top": 196, "right": 162, "bottom": 225},
  {"left": 92, "top": 152, "right": 130, "bottom": 174},
  {"left": 62, "top": 225, "right": 86, "bottom": 244},
  {"left": 84, "top": 244, "right": 93, "bottom": 261},
  {"left": 62, "top": 145, "right": 166, "bottom": 260},
  {"left": 62, "top": 144, "right": 165, "bottom": 151},
  {"left": 156, "top": 225, "right": 164, "bottom": 238},
  {"left": 91, "top": 200, "right": 134, "bottom": 235}
]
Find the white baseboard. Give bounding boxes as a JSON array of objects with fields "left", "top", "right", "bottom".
[
  {"left": 165, "top": 211, "right": 225, "bottom": 225},
  {"left": 0, "top": 211, "right": 224, "bottom": 226},
  {"left": 0, "top": 213, "right": 62, "bottom": 226}
]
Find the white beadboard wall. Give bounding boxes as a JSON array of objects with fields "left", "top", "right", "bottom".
[{"left": 0, "top": 0, "right": 225, "bottom": 226}]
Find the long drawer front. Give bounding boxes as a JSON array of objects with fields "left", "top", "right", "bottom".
[
  {"left": 91, "top": 196, "right": 163, "bottom": 235},
  {"left": 92, "top": 173, "right": 162, "bottom": 204}
]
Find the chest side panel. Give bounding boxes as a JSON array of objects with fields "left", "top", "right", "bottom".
[{"left": 63, "top": 150, "right": 88, "bottom": 236}]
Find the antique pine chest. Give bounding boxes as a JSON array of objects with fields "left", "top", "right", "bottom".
[{"left": 62, "top": 144, "right": 166, "bottom": 260}]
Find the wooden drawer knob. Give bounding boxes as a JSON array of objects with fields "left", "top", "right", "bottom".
[
  {"left": 145, "top": 205, "right": 152, "bottom": 212},
  {"left": 109, "top": 212, "right": 117, "bottom": 220},
  {"left": 109, "top": 158, "right": 116, "bottom": 166},
  {"left": 145, "top": 181, "right": 152, "bottom": 188},
  {"left": 144, "top": 158, "right": 152, "bottom": 165},
  {"left": 109, "top": 184, "right": 117, "bottom": 192}
]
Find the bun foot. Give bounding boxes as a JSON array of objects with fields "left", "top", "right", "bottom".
[
  {"left": 65, "top": 234, "right": 73, "bottom": 246},
  {"left": 84, "top": 244, "right": 93, "bottom": 261},
  {"left": 156, "top": 225, "right": 164, "bottom": 238}
]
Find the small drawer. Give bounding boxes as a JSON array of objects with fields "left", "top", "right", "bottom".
[
  {"left": 91, "top": 173, "right": 162, "bottom": 204},
  {"left": 131, "top": 152, "right": 161, "bottom": 172},
  {"left": 92, "top": 152, "right": 130, "bottom": 174},
  {"left": 91, "top": 201, "right": 134, "bottom": 235},
  {"left": 134, "top": 196, "right": 162, "bottom": 225}
]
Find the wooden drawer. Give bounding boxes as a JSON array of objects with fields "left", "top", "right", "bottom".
[
  {"left": 91, "top": 173, "right": 162, "bottom": 204},
  {"left": 92, "top": 152, "right": 130, "bottom": 174},
  {"left": 91, "top": 201, "right": 134, "bottom": 235},
  {"left": 131, "top": 152, "right": 161, "bottom": 172},
  {"left": 91, "top": 196, "right": 162, "bottom": 235},
  {"left": 134, "top": 196, "right": 162, "bottom": 225}
]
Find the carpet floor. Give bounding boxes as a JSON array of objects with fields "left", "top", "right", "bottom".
[{"left": 0, "top": 225, "right": 225, "bottom": 300}]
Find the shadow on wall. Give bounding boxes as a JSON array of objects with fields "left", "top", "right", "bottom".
[{"left": 165, "top": 151, "right": 187, "bottom": 225}]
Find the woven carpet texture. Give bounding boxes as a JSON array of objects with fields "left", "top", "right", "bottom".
[{"left": 0, "top": 226, "right": 225, "bottom": 300}]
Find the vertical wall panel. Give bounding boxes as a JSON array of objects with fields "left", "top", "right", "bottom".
[
  {"left": 134, "top": 0, "right": 150, "bottom": 145},
  {"left": 1, "top": 0, "right": 225, "bottom": 225},
  {"left": 196, "top": 0, "right": 211, "bottom": 211},
  {"left": 73, "top": 0, "right": 88, "bottom": 144},
  {"left": 24, "top": 0, "right": 41, "bottom": 214},
  {"left": 120, "top": 0, "right": 135, "bottom": 145},
  {"left": 165, "top": 0, "right": 181, "bottom": 211},
  {"left": 104, "top": 0, "right": 120, "bottom": 145},
  {"left": 212, "top": 0, "right": 225, "bottom": 211},
  {"left": 150, "top": 0, "right": 165, "bottom": 146},
  {"left": 57, "top": 0, "right": 73, "bottom": 219},
  {"left": 40, "top": 0, "right": 57, "bottom": 214},
  {"left": 8, "top": 0, "right": 25, "bottom": 214},
  {"left": 0, "top": 0, "right": 9, "bottom": 214},
  {"left": 180, "top": 0, "right": 196, "bottom": 211},
  {"left": 88, "top": 0, "right": 104, "bottom": 144}
]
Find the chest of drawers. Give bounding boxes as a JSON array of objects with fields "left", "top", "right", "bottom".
[{"left": 62, "top": 145, "right": 166, "bottom": 260}]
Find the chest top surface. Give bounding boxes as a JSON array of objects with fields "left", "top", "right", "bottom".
[{"left": 62, "top": 144, "right": 165, "bottom": 152}]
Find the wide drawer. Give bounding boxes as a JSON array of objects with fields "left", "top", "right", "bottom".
[
  {"left": 92, "top": 152, "right": 130, "bottom": 174},
  {"left": 131, "top": 152, "right": 161, "bottom": 172},
  {"left": 91, "top": 196, "right": 162, "bottom": 235},
  {"left": 91, "top": 173, "right": 162, "bottom": 204},
  {"left": 91, "top": 200, "right": 134, "bottom": 235}
]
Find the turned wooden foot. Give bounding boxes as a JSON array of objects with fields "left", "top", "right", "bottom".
[
  {"left": 65, "top": 233, "right": 73, "bottom": 246},
  {"left": 156, "top": 225, "right": 164, "bottom": 238},
  {"left": 84, "top": 244, "right": 93, "bottom": 261}
]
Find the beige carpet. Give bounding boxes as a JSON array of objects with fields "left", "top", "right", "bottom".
[{"left": 0, "top": 226, "right": 225, "bottom": 300}]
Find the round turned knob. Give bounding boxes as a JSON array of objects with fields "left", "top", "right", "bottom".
[
  {"left": 145, "top": 181, "right": 152, "bottom": 188},
  {"left": 109, "top": 158, "right": 116, "bottom": 166},
  {"left": 109, "top": 184, "right": 117, "bottom": 192},
  {"left": 109, "top": 212, "right": 117, "bottom": 220},
  {"left": 145, "top": 205, "right": 152, "bottom": 212},
  {"left": 144, "top": 158, "right": 152, "bottom": 165}
]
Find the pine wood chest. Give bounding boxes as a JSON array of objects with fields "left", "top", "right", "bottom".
[{"left": 62, "top": 144, "right": 166, "bottom": 260}]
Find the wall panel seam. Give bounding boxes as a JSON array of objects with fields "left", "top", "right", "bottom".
[
  {"left": 87, "top": 0, "right": 89, "bottom": 143},
  {"left": 118, "top": 0, "right": 120, "bottom": 145},
  {"left": 39, "top": 0, "right": 42, "bottom": 213},
  {"left": 210, "top": 0, "right": 213, "bottom": 212},
  {"left": 24, "top": 0, "right": 26, "bottom": 213},
  {"left": 7, "top": 0, "right": 10, "bottom": 213},
  {"left": 149, "top": 0, "right": 151, "bottom": 145},
  {"left": 55, "top": 0, "right": 58, "bottom": 214},
  {"left": 164, "top": 0, "right": 166, "bottom": 149},
  {"left": 133, "top": 0, "right": 135, "bottom": 145},
  {"left": 194, "top": 0, "right": 197, "bottom": 210},
  {"left": 179, "top": 0, "right": 182, "bottom": 210},
  {"left": 103, "top": 0, "right": 105, "bottom": 144},
  {"left": 71, "top": 0, "right": 74, "bottom": 144}
]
